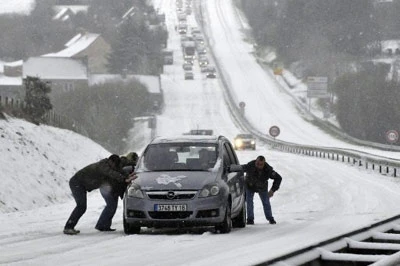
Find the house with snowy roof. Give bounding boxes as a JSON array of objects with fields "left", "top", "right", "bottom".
[
  {"left": 52, "top": 5, "right": 89, "bottom": 22},
  {"left": 42, "top": 31, "right": 111, "bottom": 74},
  {"left": 0, "top": 75, "right": 24, "bottom": 105},
  {"left": 23, "top": 57, "right": 88, "bottom": 98},
  {"left": 3, "top": 60, "right": 23, "bottom": 77},
  {"left": 0, "top": 60, "right": 24, "bottom": 105}
]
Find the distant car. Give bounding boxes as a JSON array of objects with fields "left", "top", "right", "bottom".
[
  {"left": 206, "top": 66, "right": 217, "bottom": 78},
  {"left": 198, "top": 56, "right": 209, "bottom": 67},
  {"left": 184, "top": 58, "right": 194, "bottom": 65},
  {"left": 200, "top": 65, "right": 208, "bottom": 73},
  {"left": 123, "top": 135, "right": 246, "bottom": 234},
  {"left": 183, "top": 63, "right": 193, "bottom": 71},
  {"left": 197, "top": 46, "right": 207, "bottom": 55},
  {"left": 194, "top": 35, "right": 205, "bottom": 45},
  {"left": 233, "top": 134, "right": 256, "bottom": 150},
  {"left": 184, "top": 71, "right": 194, "bottom": 80},
  {"left": 181, "top": 36, "right": 194, "bottom": 43},
  {"left": 191, "top": 27, "right": 201, "bottom": 36}
]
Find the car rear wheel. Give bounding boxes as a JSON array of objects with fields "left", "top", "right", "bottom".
[
  {"left": 123, "top": 217, "right": 141, "bottom": 234},
  {"left": 216, "top": 203, "right": 232, "bottom": 233},
  {"left": 232, "top": 202, "right": 246, "bottom": 228}
]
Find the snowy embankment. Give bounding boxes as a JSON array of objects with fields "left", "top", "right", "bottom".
[{"left": 0, "top": 117, "right": 110, "bottom": 213}]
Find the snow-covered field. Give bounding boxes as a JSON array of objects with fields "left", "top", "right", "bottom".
[
  {"left": 0, "top": 0, "right": 35, "bottom": 15},
  {"left": 1, "top": 0, "right": 400, "bottom": 265}
]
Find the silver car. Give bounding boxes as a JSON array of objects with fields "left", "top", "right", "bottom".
[
  {"left": 123, "top": 135, "right": 246, "bottom": 234},
  {"left": 184, "top": 71, "right": 194, "bottom": 80}
]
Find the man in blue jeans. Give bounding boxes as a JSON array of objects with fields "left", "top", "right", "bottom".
[
  {"left": 64, "top": 155, "right": 135, "bottom": 235},
  {"left": 95, "top": 152, "right": 138, "bottom": 231},
  {"left": 242, "top": 155, "right": 282, "bottom": 225}
]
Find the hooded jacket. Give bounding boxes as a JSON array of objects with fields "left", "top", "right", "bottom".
[
  {"left": 71, "top": 158, "right": 127, "bottom": 192},
  {"left": 242, "top": 160, "right": 282, "bottom": 192}
]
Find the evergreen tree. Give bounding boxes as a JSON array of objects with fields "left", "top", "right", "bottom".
[
  {"left": 107, "top": 15, "right": 164, "bottom": 75},
  {"left": 333, "top": 64, "right": 400, "bottom": 143},
  {"left": 24, "top": 76, "right": 53, "bottom": 124}
]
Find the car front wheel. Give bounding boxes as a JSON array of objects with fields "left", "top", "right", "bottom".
[
  {"left": 232, "top": 202, "right": 246, "bottom": 228},
  {"left": 216, "top": 203, "right": 232, "bottom": 233},
  {"left": 123, "top": 217, "right": 141, "bottom": 234}
]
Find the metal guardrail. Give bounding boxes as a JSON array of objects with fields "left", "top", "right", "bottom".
[
  {"left": 262, "top": 215, "right": 400, "bottom": 265},
  {"left": 195, "top": 0, "right": 400, "bottom": 177}
]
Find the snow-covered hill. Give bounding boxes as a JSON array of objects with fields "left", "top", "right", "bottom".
[{"left": 0, "top": 117, "right": 110, "bottom": 213}]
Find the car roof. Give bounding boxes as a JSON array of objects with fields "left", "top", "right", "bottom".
[
  {"left": 150, "top": 135, "right": 222, "bottom": 144},
  {"left": 236, "top": 133, "right": 254, "bottom": 138}
]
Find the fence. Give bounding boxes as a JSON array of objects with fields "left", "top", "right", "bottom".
[{"left": 0, "top": 95, "right": 88, "bottom": 137}]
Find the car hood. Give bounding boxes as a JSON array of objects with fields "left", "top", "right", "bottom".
[{"left": 133, "top": 171, "right": 219, "bottom": 191}]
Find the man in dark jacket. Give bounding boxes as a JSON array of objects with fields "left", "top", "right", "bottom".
[
  {"left": 110, "top": 152, "right": 138, "bottom": 199},
  {"left": 242, "top": 155, "right": 282, "bottom": 225},
  {"left": 95, "top": 152, "right": 139, "bottom": 232},
  {"left": 63, "top": 154, "right": 134, "bottom": 235}
]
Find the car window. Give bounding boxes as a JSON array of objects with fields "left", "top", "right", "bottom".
[
  {"left": 237, "top": 134, "right": 253, "bottom": 139},
  {"left": 137, "top": 143, "right": 218, "bottom": 172}
]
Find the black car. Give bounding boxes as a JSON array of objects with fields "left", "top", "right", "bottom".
[{"left": 123, "top": 135, "right": 246, "bottom": 234}]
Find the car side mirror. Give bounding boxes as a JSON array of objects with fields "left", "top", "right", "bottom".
[{"left": 228, "top": 164, "right": 242, "bottom": 172}]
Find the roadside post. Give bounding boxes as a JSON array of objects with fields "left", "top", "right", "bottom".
[{"left": 239, "top": 101, "right": 246, "bottom": 116}]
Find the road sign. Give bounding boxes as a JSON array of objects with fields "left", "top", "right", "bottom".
[
  {"left": 386, "top": 130, "right": 399, "bottom": 144},
  {"left": 273, "top": 67, "right": 283, "bottom": 75},
  {"left": 307, "top": 76, "right": 330, "bottom": 98},
  {"left": 269, "top": 126, "right": 280, "bottom": 138}
]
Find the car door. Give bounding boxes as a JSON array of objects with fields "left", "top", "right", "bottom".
[{"left": 222, "top": 142, "right": 243, "bottom": 215}]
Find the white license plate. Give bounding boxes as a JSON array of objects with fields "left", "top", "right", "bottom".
[{"left": 154, "top": 204, "right": 187, "bottom": 212}]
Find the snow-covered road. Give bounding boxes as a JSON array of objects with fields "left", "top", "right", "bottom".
[{"left": 2, "top": 149, "right": 400, "bottom": 265}]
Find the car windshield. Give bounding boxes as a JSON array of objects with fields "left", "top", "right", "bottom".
[
  {"left": 237, "top": 134, "right": 253, "bottom": 139},
  {"left": 137, "top": 143, "right": 218, "bottom": 172}
]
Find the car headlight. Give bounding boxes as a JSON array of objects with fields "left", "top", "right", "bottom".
[
  {"left": 235, "top": 139, "right": 243, "bottom": 147},
  {"left": 127, "top": 185, "right": 144, "bottom": 198},
  {"left": 251, "top": 140, "right": 255, "bottom": 145},
  {"left": 199, "top": 184, "right": 220, "bottom": 198}
]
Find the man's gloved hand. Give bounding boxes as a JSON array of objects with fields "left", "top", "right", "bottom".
[
  {"left": 125, "top": 173, "right": 137, "bottom": 183},
  {"left": 268, "top": 190, "right": 275, "bottom": 198}
]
